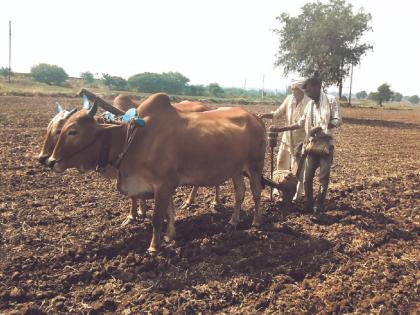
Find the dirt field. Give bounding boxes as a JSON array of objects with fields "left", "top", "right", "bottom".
[{"left": 0, "top": 96, "right": 419, "bottom": 314}]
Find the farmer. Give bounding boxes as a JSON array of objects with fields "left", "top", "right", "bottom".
[
  {"left": 258, "top": 78, "right": 310, "bottom": 199},
  {"left": 269, "top": 76, "right": 342, "bottom": 213}
]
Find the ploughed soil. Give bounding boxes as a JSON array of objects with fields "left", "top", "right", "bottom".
[{"left": 0, "top": 96, "right": 419, "bottom": 314}]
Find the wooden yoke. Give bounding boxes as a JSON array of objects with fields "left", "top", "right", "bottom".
[{"left": 77, "top": 88, "right": 125, "bottom": 116}]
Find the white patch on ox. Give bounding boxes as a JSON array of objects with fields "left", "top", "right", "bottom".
[{"left": 118, "top": 175, "right": 153, "bottom": 197}]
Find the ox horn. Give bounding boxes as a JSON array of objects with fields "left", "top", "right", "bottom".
[
  {"left": 56, "top": 102, "right": 64, "bottom": 113},
  {"left": 86, "top": 98, "right": 98, "bottom": 118},
  {"left": 64, "top": 108, "right": 77, "bottom": 119},
  {"left": 82, "top": 94, "right": 91, "bottom": 109}
]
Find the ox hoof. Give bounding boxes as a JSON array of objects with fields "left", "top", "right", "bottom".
[
  {"left": 251, "top": 218, "right": 262, "bottom": 228},
  {"left": 163, "top": 234, "right": 176, "bottom": 244},
  {"left": 121, "top": 215, "right": 138, "bottom": 226},
  {"left": 147, "top": 246, "right": 159, "bottom": 256}
]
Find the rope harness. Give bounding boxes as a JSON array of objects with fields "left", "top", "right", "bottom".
[{"left": 96, "top": 118, "right": 140, "bottom": 172}]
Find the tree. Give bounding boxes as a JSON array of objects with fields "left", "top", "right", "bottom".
[
  {"left": 0, "top": 67, "right": 12, "bottom": 77},
  {"left": 392, "top": 92, "right": 403, "bottom": 102},
  {"left": 208, "top": 83, "right": 225, "bottom": 97},
  {"left": 80, "top": 71, "right": 95, "bottom": 84},
  {"left": 408, "top": 95, "right": 419, "bottom": 104},
  {"left": 101, "top": 73, "right": 128, "bottom": 90},
  {"left": 369, "top": 83, "right": 393, "bottom": 106},
  {"left": 356, "top": 90, "right": 368, "bottom": 99},
  {"left": 128, "top": 72, "right": 190, "bottom": 94},
  {"left": 31, "top": 63, "right": 68, "bottom": 85},
  {"left": 162, "top": 72, "right": 190, "bottom": 94},
  {"left": 274, "top": 0, "right": 372, "bottom": 98},
  {"left": 184, "top": 84, "right": 206, "bottom": 96}
]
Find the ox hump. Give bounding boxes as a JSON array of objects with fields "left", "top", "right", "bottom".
[{"left": 138, "top": 93, "right": 174, "bottom": 117}]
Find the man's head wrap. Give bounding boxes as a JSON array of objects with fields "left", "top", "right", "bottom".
[{"left": 290, "top": 78, "right": 306, "bottom": 92}]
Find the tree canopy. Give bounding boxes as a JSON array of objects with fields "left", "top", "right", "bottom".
[
  {"left": 80, "top": 71, "right": 95, "bottom": 84},
  {"left": 128, "top": 72, "right": 189, "bottom": 94},
  {"left": 101, "top": 74, "right": 128, "bottom": 90},
  {"left": 408, "top": 95, "right": 419, "bottom": 104},
  {"left": 31, "top": 63, "right": 68, "bottom": 85},
  {"left": 274, "top": 0, "right": 372, "bottom": 97},
  {"left": 368, "top": 83, "right": 393, "bottom": 106},
  {"left": 355, "top": 90, "right": 368, "bottom": 99}
]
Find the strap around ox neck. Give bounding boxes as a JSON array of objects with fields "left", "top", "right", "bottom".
[
  {"left": 96, "top": 119, "right": 139, "bottom": 172},
  {"left": 111, "top": 119, "right": 138, "bottom": 169},
  {"left": 97, "top": 132, "right": 112, "bottom": 170}
]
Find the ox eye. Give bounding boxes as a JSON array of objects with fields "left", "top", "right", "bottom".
[{"left": 68, "top": 130, "right": 78, "bottom": 136}]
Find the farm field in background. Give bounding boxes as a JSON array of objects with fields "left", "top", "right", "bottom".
[{"left": 0, "top": 96, "right": 419, "bottom": 313}]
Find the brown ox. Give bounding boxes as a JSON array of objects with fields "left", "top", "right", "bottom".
[
  {"left": 48, "top": 93, "right": 266, "bottom": 253},
  {"left": 38, "top": 97, "right": 222, "bottom": 226},
  {"left": 113, "top": 94, "right": 138, "bottom": 112},
  {"left": 114, "top": 96, "right": 224, "bottom": 212},
  {"left": 113, "top": 96, "right": 224, "bottom": 211},
  {"left": 37, "top": 104, "right": 77, "bottom": 165}
]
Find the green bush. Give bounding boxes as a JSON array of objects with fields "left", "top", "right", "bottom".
[
  {"left": 128, "top": 72, "right": 189, "bottom": 94},
  {"left": 31, "top": 63, "right": 68, "bottom": 85},
  {"left": 208, "top": 83, "right": 225, "bottom": 97},
  {"left": 80, "top": 71, "right": 95, "bottom": 84},
  {"left": 101, "top": 73, "right": 128, "bottom": 90},
  {"left": 0, "top": 67, "right": 12, "bottom": 77},
  {"left": 408, "top": 95, "right": 419, "bottom": 104}
]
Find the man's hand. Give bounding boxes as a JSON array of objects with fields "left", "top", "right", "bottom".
[
  {"left": 269, "top": 125, "right": 290, "bottom": 133},
  {"left": 257, "top": 113, "right": 273, "bottom": 119},
  {"left": 310, "top": 126, "right": 322, "bottom": 136}
]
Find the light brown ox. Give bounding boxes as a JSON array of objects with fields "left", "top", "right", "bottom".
[
  {"left": 48, "top": 93, "right": 266, "bottom": 253},
  {"left": 113, "top": 94, "right": 138, "bottom": 112},
  {"left": 37, "top": 97, "right": 222, "bottom": 225},
  {"left": 115, "top": 96, "right": 224, "bottom": 210}
]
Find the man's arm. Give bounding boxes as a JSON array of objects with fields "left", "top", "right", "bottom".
[
  {"left": 328, "top": 97, "right": 342, "bottom": 129},
  {"left": 258, "top": 113, "right": 274, "bottom": 119},
  {"left": 269, "top": 101, "right": 310, "bottom": 133},
  {"left": 268, "top": 124, "right": 300, "bottom": 133},
  {"left": 257, "top": 95, "right": 289, "bottom": 119}
]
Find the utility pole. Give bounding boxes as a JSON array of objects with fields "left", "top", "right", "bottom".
[
  {"left": 244, "top": 78, "right": 246, "bottom": 90},
  {"left": 8, "top": 21, "right": 12, "bottom": 83},
  {"left": 349, "top": 64, "right": 354, "bottom": 106},
  {"left": 261, "top": 74, "right": 265, "bottom": 100}
]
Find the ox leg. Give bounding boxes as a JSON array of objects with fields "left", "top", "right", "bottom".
[
  {"left": 249, "top": 172, "right": 263, "bottom": 227},
  {"left": 164, "top": 198, "right": 176, "bottom": 243},
  {"left": 212, "top": 185, "right": 222, "bottom": 208},
  {"left": 139, "top": 198, "right": 148, "bottom": 218},
  {"left": 228, "top": 174, "right": 245, "bottom": 228},
  {"left": 148, "top": 186, "right": 172, "bottom": 254},
  {"left": 182, "top": 186, "right": 199, "bottom": 209},
  {"left": 121, "top": 197, "right": 138, "bottom": 226}
]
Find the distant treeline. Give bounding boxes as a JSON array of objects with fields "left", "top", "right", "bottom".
[
  {"left": 0, "top": 64, "right": 284, "bottom": 101},
  {"left": 351, "top": 84, "right": 419, "bottom": 105}
]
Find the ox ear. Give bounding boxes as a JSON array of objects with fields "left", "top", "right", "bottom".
[
  {"left": 56, "top": 102, "right": 64, "bottom": 113},
  {"left": 82, "top": 95, "right": 91, "bottom": 110}
]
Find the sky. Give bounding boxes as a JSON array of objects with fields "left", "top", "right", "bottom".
[{"left": 1, "top": 0, "right": 419, "bottom": 95}]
